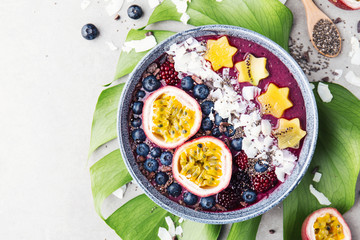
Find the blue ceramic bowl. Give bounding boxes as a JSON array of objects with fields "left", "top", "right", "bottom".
[{"left": 117, "top": 25, "right": 318, "bottom": 224}]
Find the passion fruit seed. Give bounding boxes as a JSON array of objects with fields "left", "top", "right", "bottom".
[
  {"left": 152, "top": 94, "right": 195, "bottom": 143},
  {"left": 313, "top": 213, "right": 345, "bottom": 240},
  {"left": 179, "top": 141, "right": 223, "bottom": 187}
]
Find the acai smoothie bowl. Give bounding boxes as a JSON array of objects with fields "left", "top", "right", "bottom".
[{"left": 117, "top": 25, "right": 318, "bottom": 224}]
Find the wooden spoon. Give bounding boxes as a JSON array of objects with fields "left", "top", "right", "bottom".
[{"left": 301, "top": 0, "right": 342, "bottom": 57}]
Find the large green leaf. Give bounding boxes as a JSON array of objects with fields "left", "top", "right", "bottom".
[
  {"left": 283, "top": 83, "right": 360, "bottom": 240},
  {"left": 89, "top": 83, "right": 124, "bottom": 156},
  {"left": 227, "top": 216, "right": 261, "bottom": 240},
  {"left": 113, "top": 29, "right": 175, "bottom": 81},
  {"left": 179, "top": 220, "right": 222, "bottom": 240},
  {"left": 90, "top": 149, "right": 132, "bottom": 218},
  {"left": 148, "top": 0, "right": 293, "bottom": 51}
]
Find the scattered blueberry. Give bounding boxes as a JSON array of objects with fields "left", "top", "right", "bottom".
[
  {"left": 242, "top": 190, "right": 257, "bottom": 203},
  {"left": 150, "top": 147, "right": 162, "bottom": 158},
  {"left": 136, "top": 143, "right": 150, "bottom": 156},
  {"left": 132, "top": 101, "right": 143, "bottom": 114},
  {"left": 155, "top": 172, "right": 169, "bottom": 185},
  {"left": 254, "top": 161, "right": 269, "bottom": 173},
  {"left": 224, "top": 125, "right": 236, "bottom": 137},
  {"left": 181, "top": 76, "right": 194, "bottom": 91},
  {"left": 183, "top": 192, "right": 198, "bottom": 205},
  {"left": 167, "top": 183, "right": 182, "bottom": 197},
  {"left": 127, "top": 5, "right": 143, "bottom": 19},
  {"left": 131, "top": 117, "right": 142, "bottom": 128},
  {"left": 193, "top": 84, "right": 210, "bottom": 100},
  {"left": 136, "top": 90, "right": 146, "bottom": 99},
  {"left": 212, "top": 127, "right": 221, "bottom": 137},
  {"left": 214, "top": 113, "right": 228, "bottom": 126},
  {"left": 144, "top": 158, "right": 159, "bottom": 172},
  {"left": 230, "top": 138, "right": 243, "bottom": 151},
  {"left": 200, "top": 196, "right": 215, "bottom": 209},
  {"left": 201, "top": 101, "right": 214, "bottom": 115},
  {"left": 142, "top": 75, "right": 161, "bottom": 92},
  {"left": 201, "top": 117, "right": 213, "bottom": 131},
  {"left": 160, "top": 151, "right": 173, "bottom": 166},
  {"left": 131, "top": 129, "right": 146, "bottom": 142},
  {"left": 81, "top": 23, "right": 99, "bottom": 40}
]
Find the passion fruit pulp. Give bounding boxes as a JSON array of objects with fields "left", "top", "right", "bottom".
[
  {"left": 301, "top": 208, "right": 351, "bottom": 240},
  {"left": 142, "top": 86, "right": 202, "bottom": 149},
  {"left": 172, "top": 136, "right": 232, "bottom": 197}
]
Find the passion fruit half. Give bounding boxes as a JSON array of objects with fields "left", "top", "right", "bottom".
[
  {"left": 142, "top": 86, "right": 202, "bottom": 149},
  {"left": 301, "top": 207, "right": 351, "bottom": 240},
  {"left": 172, "top": 136, "right": 232, "bottom": 197}
]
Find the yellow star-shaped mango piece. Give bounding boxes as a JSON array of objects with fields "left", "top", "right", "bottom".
[
  {"left": 273, "top": 118, "right": 307, "bottom": 149},
  {"left": 204, "top": 36, "right": 237, "bottom": 71},
  {"left": 257, "top": 83, "right": 293, "bottom": 118},
  {"left": 235, "top": 53, "right": 269, "bottom": 86}
]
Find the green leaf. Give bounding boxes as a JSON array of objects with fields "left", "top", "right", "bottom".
[
  {"left": 89, "top": 83, "right": 124, "bottom": 156},
  {"left": 179, "top": 221, "right": 222, "bottom": 240},
  {"left": 227, "top": 216, "right": 261, "bottom": 240},
  {"left": 113, "top": 29, "right": 175, "bottom": 81},
  {"left": 106, "top": 194, "right": 175, "bottom": 239},
  {"left": 90, "top": 149, "right": 132, "bottom": 218},
  {"left": 283, "top": 83, "right": 360, "bottom": 240},
  {"left": 148, "top": 0, "right": 293, "bottom": 51}
]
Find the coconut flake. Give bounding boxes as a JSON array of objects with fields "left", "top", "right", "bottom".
[
  {"left": 309, "top": 83, "right": 315, "bottom": 90},
  {"left": 275, "top": 168, "right": 286, "bottom": 182},
  {"left": 242, "top": 86, "right": 260, "bottom": 101},
  {"left": 309, "top": 184, "right": 331, "bottom": 206},
  {"left": 175, "top": 226, "right": 183, "bottom": 235},
  {"left": 261, "top": 119, "right": 272, "bottom": 136},
  {"left": 105, "top": 41, "right": 118, "bottom": 51},
  {"left": 313, "top": 172, "right": 322, "bottom": 183},
  {"left": 165, "top": 216, "right": 175, "bottom": 237},
  {"left": 278, "top": 0, "right": 287, "bottom": 4},
  {"left": 112, "top": 185, "right": 127, "bottom": 199},
  {"left": 148, "top": 0, "right": 160, "bottom": 8},
  {"left": 180, "top": 13, "right": 190, "bottom": 24},
  {"left": 349, "top": 37, "right": 360, "bottom": 58},
  {"left": 317, "top": 82, "right": 333, "bottom": 103},
  {"left": 179, "top": 217, "right": 184, "bottom": 223},
  {"left": 158, "top": 227, "right": 172, "bottom": 240},
  {"left": 345, "top": 71, "right": 360, "bottom": 87},
  {"left": 333, "top": 69, "right": 343, "bottom": 80},
  {"left": 172, "top": 0, "right": 188, "bottom": 13},
  {"left": 105, "top": 0, "right": 124, "bottom": 16},
  {"left": 81, "top": 0, "right": 91, "bottom": 9},
  {"left": 123, "top": 35, "right": 157, "bottom": 53}
]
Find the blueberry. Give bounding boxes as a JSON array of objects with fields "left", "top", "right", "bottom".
[
  {"left": 230, "top": 138, "right": 243, "bottom": 151},
  {"left": 254, "top": 161, "right": 269, "bottom": 173},
  {"left": 201, "top": 117, "right": 213, "bottom": 131},
  {"left": 150, "top": 147, "right": 162, "bottom": 158},
  {"left": 167, "top": 183, "right": 182, "bottom": 197},
  {"left": 214, "top": 113, "right": 228, "bottom": 126},
  {"left": 155, "top": 172, "right": 169, "bottom": 185},
  {"left": 200, "top": 196, "right": 215, "bottom": 209},
  {"left": 127, "top": 5, "right": 143, "bottom": 19},
  {"left": 81, "top": 23, "right": 99, "bottom": 40},
  {"left": 131, "top": 117, "right": 142, "bottom": 128},
  {"left": 212, "top": 127, "right": 221, "bottom": 137},
  {"left": 160, "top": 151, "right": 173, "bottom": 166},
  {"left": 181, "top": 76, "right": 194, "bottom": 91},
  {"left": 136, "top": 143, "right": 150, "bottom": 156},
  {"left": 224, "top": 125, "right": 236, "bottom": 137},
  {"left": 136, "top": 90, "right": 146, "bottom": 99},
  {"left": 142, "top": 75, "right": 161, "bottom": 92},
  {"left": 201, "top": 101, "right": 214, "bottom": 116},
  {"left": 144, "top": 158, "right": 159, "bottom": 172},
  {"left": 183, "top": 192, "right": 198, "bottom": 205},
  {"left": 242, "top": 190, "right": 257, "bottom": 203},
  {"left": 132, "top": 101, "right": 143, "bottom": 114},
  {"left": 131, "top": 129, "right": 146, "bottom": 142},
  {"left": 193, "top": 84, "right": 209, "bottom": 100}
]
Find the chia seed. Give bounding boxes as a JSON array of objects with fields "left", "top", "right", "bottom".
[{"left": 312, "top": 19, "right": 341, "bottom": 56}]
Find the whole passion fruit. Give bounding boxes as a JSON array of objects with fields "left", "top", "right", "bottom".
[
  {"left": 172, "top": 136, "right": 232, "bottom": 197},
  {"left": 142, "top": 86, "right": 202, "bottom": 149},
  {"left": 301, "top": 207, "right": 351, "bottom": 240}
]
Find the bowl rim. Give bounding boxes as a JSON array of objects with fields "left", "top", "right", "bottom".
[{"left": 117, "top": 24, "right": 318, "bottom": 224}]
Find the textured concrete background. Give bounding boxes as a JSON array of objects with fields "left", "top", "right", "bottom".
[{"left": 0, "top": 0, "right": 359, "bottom": 239}]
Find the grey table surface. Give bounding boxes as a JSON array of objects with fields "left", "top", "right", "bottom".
[{"left": 0, "top": 0, "right": 359, "bottom": 239}]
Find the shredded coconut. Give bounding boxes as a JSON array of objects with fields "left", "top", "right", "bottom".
[
  {"left": 313, "top": 172, "right": 322, "bottom": 183},
  {"left": 105, "top": 41, "right": 118, "bottom": 51},
  {"left": 349, "top": 37, "right": 360, "bottom": 66},
  {"left": 317, "top": 82, "right": 333, "bottom": 103},
  {"left": 175, "top": 226, "right": 183, "bottom": 235},
  {"left": 123, "top": 35, "right": 157, "bottom": 53},
  {"left": 334, "top": 69, "right": 343, "bottom": 80},
  {"left": 112, "top": 185, "right": 127, "bottom": 199},
  {"left": 148, "top": 0, "right": 161, "bottom": 8},
  {"left": 158, "top": 227, "right": 172, "bottom": 240},
  {"left": 309, "top": 184, "right": 331, "bottom": 205},
  {"left": 165, "top": 216, "right": 175, "bottom": 237},
  {"left": 105, "top": 0, "right": 124, "bottom": 16},
  {"left": 345, "top": 71, "right": 360, "bottom": 87},
  {"left": 180, "top": 13, "right": 190, "bottom": 24}
]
